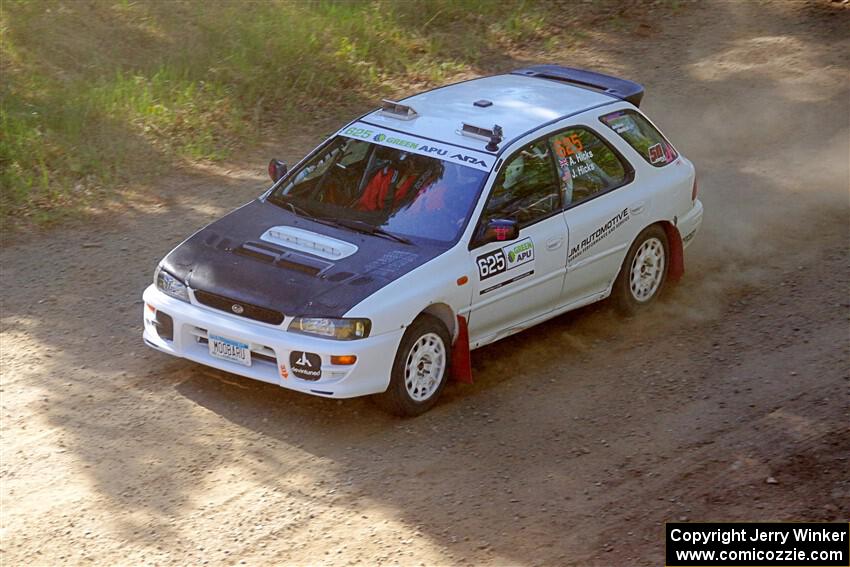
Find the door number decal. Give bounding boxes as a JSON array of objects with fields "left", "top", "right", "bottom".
[{"left": 476, "top": 237, "right": 534, "bottom": 280}]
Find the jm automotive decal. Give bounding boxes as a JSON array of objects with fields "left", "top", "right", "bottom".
[
  {"left": 476, "top": 237, "right": 535, "bottom": 294},
  {"left": 341, "top": 124, "right": 490, "bottom": 171},
  {"left": 569, "top": 207, "right": 630, "bottom": 262}
]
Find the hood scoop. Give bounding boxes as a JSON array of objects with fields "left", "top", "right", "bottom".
[{"left": 260, "top": 226, "right": 358, "bottom": 260}]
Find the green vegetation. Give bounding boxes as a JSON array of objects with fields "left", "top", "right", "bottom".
[{"left": 0, "top": 0, "right": 629, "bottom": 225}]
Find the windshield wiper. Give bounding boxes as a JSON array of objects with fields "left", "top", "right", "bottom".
[
  {"left": 268, "top": 197, "right": 342, "bottom": 229},
  {"left": 268, "top": 195, "right": 314, "bottom": 218},
  {"left": 326, "top": 218, "right": 412, "bottom": 245}
]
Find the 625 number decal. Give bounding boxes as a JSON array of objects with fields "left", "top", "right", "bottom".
[
  {"left": 477, "top": 250, "right": 507, "bottom": 280},
  {"left": 553, "top": 133, "right": 584, "bottom": 157}
]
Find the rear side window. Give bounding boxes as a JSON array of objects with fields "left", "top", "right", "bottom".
[
  {"left": 600, "top": 109, "right": 678, "bottom": 167},
  {"left": 547, "top": 128, "right": 630, "bottom": 206}
]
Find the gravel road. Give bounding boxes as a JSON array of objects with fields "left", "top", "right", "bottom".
[{"left": 1, "top": 1, "right": 848, "bottom": 565}]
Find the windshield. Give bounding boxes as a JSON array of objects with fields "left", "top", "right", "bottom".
[{"left": 269, "top": 135, "right": 489, "bottom": 244}]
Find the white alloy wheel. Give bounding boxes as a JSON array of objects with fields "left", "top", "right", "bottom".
[
  {"left": 629, "top": 237, "right": 666, "bottom": 302},
  {"left": 404, "top": 332, "right": 446, "bottom": 402}
]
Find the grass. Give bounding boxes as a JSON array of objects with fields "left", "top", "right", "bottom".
[{"left": 0, "top": 0, "right": 649, "bottom": 226}]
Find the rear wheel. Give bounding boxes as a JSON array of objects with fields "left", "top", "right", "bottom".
[
  {"left": 374, "top": 314, "right": 451, "bottom": 417},
  {"left": 612, "top": 224, "right": 669, "bottom": 315}
]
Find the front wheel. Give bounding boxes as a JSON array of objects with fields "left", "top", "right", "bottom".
[
  {"left": 374, "top": 314, "right": 451, "bottom": 417},
  {"left": 612, "top": 224, "right": 669, "bottom": 315}
]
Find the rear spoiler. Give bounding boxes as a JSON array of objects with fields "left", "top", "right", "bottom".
[{"left": 511, "top": 65, "right": 644, "bottom": 107}]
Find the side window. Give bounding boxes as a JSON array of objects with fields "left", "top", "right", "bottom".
[
  {"left": 548, "top": 128, "right": 630, "bottom": 206},
  {"left": 481, "top": 139, "right": 559, "bottom": 227},
  {"left": 599, "top": 109, "right": 678, "bottom": 167}
]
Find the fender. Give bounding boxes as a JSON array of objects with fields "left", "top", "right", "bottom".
[
  {"left": 663, "top": 222, "right": 684, "bottom": 282},
  {"left": 450, "top": 315, "right": 473, "bottom": 384}
]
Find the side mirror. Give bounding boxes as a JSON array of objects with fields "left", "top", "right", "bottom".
[
  {"left": 268, "top": 159, "right": 288, "bottom": 182},
  {"left": 480, "top": 218, "right": 519, "bottom": 245}
]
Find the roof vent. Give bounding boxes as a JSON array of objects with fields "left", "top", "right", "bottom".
[
  {"left": 461, "top": 123, "right": 494, "bottom": 140},
  {"left": 461, "top": 123, "right": 503, "bottom": 152},
  {"left": 473, "top": 99, "right": 493, "bottom": 108},
  {"left": 380, "top": 99, "right": 419, "bottom": 120}
]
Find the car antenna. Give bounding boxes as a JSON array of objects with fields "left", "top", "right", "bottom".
[{"left": 486, "top": 125, "right": 503, "bottom": 152}]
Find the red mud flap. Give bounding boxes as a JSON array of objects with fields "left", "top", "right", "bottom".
[
  {"left": 664, "top": 223, "right": 685, "bottom": 283},
  {"left": 450, "top": 315, "right": 473, "bottom": 384}
]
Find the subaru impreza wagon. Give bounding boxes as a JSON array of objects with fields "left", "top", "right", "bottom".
[{"left": 143, "top": 65, "right": 703, "bottom": 416}]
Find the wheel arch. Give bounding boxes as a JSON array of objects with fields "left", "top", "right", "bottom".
[
  {"left": 415, "top": 302, "right": 473, "bottom": 384},
  {"left": 419, "top": 302, "right": 457, "bottom": 339},
  {"left": 657, "top": 220, "right": 684, "bottom": 282},
  {"left": 610, "top": 220, "right": 684, "bottom": 294}
]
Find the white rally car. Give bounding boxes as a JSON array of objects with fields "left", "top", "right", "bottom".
[{"left": 143, "top": 65, "right": 703, "bottom": 416}]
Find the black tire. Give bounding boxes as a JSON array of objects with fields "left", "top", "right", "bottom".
[
  {"left": 373, "top": 314, "right": 452, "bottom": 417},
  {"left": 612, "top": 224, "right": 670, "bottom": 315}
]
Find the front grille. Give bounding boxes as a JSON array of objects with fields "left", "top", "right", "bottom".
[{"left": 194, "top": 290, "right": 284, "bottom": 325}]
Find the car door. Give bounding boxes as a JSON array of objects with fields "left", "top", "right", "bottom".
[
  {"left": 549, "top": 126, "right": 641, "bottom": 303},
  {"left": 466, "top": 138, "right": 568, "bottom": 345}
]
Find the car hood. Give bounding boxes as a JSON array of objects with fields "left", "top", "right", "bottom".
[{"left": 160, "top": 199, "right": 449, "bottom": 319}]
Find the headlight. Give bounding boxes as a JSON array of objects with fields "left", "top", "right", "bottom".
[
  {"left": 289, "top": 317, "right": 371, "bottom": 340},
  {"left": 155, "top": 266, "right": 189, "bottom": 302}
]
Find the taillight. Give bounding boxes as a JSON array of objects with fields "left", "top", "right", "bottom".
[{"left": 691, "top": 174, "right": 698, "bottom": 202}]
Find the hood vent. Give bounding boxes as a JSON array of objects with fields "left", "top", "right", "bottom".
[
  {"left": 276, "top": 255, "right": 327, "bottom": 277},
  {"left": 349, "top": 276, "right": 374, "bottom": 286},
  {"left": 235, "top": 241, "right": 332, "bottom": 277},
  {"left": 235, "top": 242, "right": 279, "bottom": 263},
  {"left": 326, "top": 271, "right": 355, "bottom": 282}
]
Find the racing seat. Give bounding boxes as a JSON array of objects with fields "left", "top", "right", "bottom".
[{"left": 356, "top": 163, "right": 419, "bottom": 212}]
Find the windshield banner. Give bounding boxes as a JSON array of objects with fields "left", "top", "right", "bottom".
[{"left": 339, "top": 122, "right": 492, "bottom": 172}]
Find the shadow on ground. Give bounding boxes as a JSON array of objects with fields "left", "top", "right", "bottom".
[{"left": 1, "top": 1, "right": 848, "bottom": 564}]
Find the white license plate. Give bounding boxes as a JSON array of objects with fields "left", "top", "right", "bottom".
[{"left": 208, "top": 334, "right": 252, "bottom": 366}]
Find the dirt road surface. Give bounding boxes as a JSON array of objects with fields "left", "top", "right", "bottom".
[{"left": 2, "top": 1, "right": 848, "bottom": 565}]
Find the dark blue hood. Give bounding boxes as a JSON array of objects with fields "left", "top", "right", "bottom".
[{"left": 161, "top": 199, "right": 448, "bottom": 319}]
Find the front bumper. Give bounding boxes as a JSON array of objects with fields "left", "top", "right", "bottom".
[
  {"left": 679, "top": 198, "right": 703, "bottom": 249},
  {"left": 142, "top": 285, "right": 403, "bottom": 398}
]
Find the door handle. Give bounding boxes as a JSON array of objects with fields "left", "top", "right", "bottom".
[
  {"left": 630, "top": 200, "right": 647, "bottom": 215},
  {"left": 546, "top": 236, "right": 564, "bottom": 250}
]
